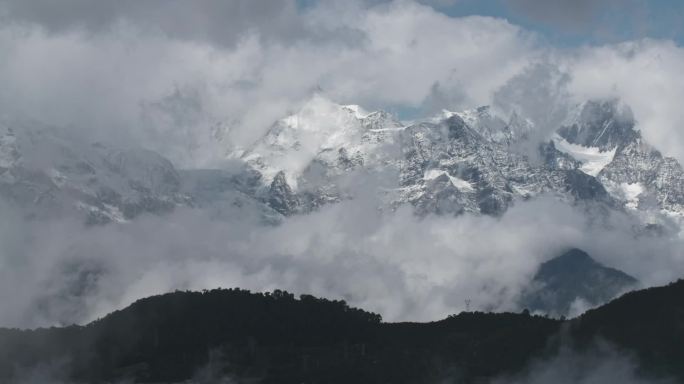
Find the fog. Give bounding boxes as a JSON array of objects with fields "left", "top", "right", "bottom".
[
  {"left": 0, "top": 184, "right": 682, "bottom": 329},
  {"left": 490, "top": 341, "right": 674, "bottom": 384},
  {"left": 0, "top": 1, "right": 683, "bottom": 166}
]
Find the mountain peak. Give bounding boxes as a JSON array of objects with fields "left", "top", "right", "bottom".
[
  {"left": 239, "top": 97, "right": 402, "bottom": 190},
  {"left": 558, "top": 99, "right": 639, "bottom": 151},
  {"left": 520, "top": 248, "right": 638, "bottom": 317},
  {"left": 342, "top": 104, "right": 369, "bottom": 119}
]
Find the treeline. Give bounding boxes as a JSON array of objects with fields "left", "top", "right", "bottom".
[{"left": 0, "top": 281, "right": 682, "bottom": 383}]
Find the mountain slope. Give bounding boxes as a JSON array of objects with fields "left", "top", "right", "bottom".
[
  {"left": 520, "top": 248, "right": 638, "bottom": 317},
  {"left": 0, "top": 121, "right": 281, "bottom": 225},
  {"left": 555, "top": 99, "right": 684, "bottom": 217},
  {"left": 0, "top": 121, "right": 190, "bottom": 223},
  {"left": 236, "top": 97, "right": 642, "bottom": 218},
  {"left": 3, "top": 97, "right": 682, "bottom": 227},
  {"left": 571, "top": 279, "right": 684, "bottom": 379}
]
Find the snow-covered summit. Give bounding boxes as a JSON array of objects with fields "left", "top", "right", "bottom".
[
  {"left": 4, "top": 96, "right": 683, "bottom": 226},
  {"left": 553, "top": 100, "right": 684, "bottom": 216},
  {"left": 558, "top": 99, "right": 638, "bottom": 151},
  {"left": 232, "top": 97, "right": 684, "bottom": 223},
  {"left": 238, "top": 95, "right": 404, "bottom": 189},
  {"left": 439, "top": 105, "right": 534, "bottom": 145},
  {"left": 0, "top": 121, "right": 190, "bottom": 223}
]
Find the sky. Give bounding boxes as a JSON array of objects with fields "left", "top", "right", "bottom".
[
  {"left": 0, "top": 0, "right": 684, "bottom": 329},
  {"left": 428, "top": 0, "right": 684, "bottom": 46}
]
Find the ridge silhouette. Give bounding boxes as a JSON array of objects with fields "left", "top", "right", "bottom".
[{"left": 1, "top": 280, "right": 682, "bottom": 383}]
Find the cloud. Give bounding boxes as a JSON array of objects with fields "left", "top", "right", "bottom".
[
  {"left": 0, "top": 0, "right": 304, "bottom": 48},
  {"left": 2, "top": 187, "right": 684, "bottom": 329},
  {"left": 0, "top": 1, "right": 538, "bottom": 167},
  {"left": 491, "top": 341, "right": 674, "bottom": 384},
  {"left": 0, "top": 0, "right": 682, "bottom": 167},
  {"left": 0, "top": 0, "right": 681, "bottom": 166},
  {"left": 492, "top": 59, "right": 572, "bottom": 159},
  {"left": 566, "top": 39, "right": 684, "bottom": 164}
]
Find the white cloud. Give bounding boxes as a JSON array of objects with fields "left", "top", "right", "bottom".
[
  {"left": 0, "top": 0, "right": 682, "bottom": 166},
  {"left": 0, "top": 1, "right": 539, "bottom": 167},
  {"left": 2, "top": 192, "right": 684, "bottom": 328},
  {"left": 492, "top": 342, "right": 672, "bottom": 384},
  {"left": 0, "top": 0, "right": 304, "bottom": 47},
  {"left": 567, "top": 39, "right": 684, "bottom": 162}
]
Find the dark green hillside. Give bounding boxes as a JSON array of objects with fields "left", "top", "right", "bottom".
[{"left": 1, "top": 280, "right": 683, "bottom": 383}]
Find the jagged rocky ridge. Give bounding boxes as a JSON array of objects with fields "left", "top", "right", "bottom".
[
  {"left": 237, "top": 97, "right": 684, "bottom": 221},
  {"left": 0, "top": 121, "right": 188, "bottom": 224},
  {"left": 0, "top": 121, "right": 280, "bottom": 224},
  {"left": 1, "top": 280, "right": 683, "bottom": 383},
  {"left": 1, "top": 97, "right": 682, "bottom": 225}
]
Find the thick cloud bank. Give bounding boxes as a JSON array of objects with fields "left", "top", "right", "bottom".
[
  {"left": 1, "top": 194, "right": 683, "bottom": 328},
  {"left": 0, "top": 0, "right": 683, "bottom": 165}
]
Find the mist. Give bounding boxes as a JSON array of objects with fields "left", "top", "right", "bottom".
[
  {"left": 0, "top": 1, "right": 683, "bottom": 166},
  {"left": 0, "top": 184, "right": 681, "bottom": 329},
  {"left": 490, "top": 341, "right": 675, "bottom": 384}
]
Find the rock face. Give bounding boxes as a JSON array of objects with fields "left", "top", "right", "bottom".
[
  {"left": 0, "top": 122, "right": 191, "bottom": 224},
  {"left": 3, "top": 97, "right": 683, "bottom": 226},
  {"left": 519, "top": 248, "right": 638, "bottom": 317},
  {"left": 236, "top": 97, "right": 683, "bottom": 222},
  {"left": 557, "top": 100, "right": 639, "bottom": 151},
  {"left": 267, "top": 171, "right": 301, "bottom": 215},
  {"left": 0, "top": 120, "right": 286, "bottom": 225},
  {"left": 554, "top": 100, "right": 684, "bottom": 216}
]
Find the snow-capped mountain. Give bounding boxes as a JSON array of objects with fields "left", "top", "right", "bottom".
[
  {"left": 233, "top": 97, "right": 684, "bottom": 223},
  {"left": 553, "top": 100, "right": 684, "bottom": 217},
  {"left": 2, "top": 96, "right": 682, "bottom": 228},
  {"left": 0, "top": 119, "right": 286, "bottom": 225},
  {"left": 231, "top": 96, "right": 406, "bottom": 215},
  {"left": 234, "top": 96, "right": 403, "bottom": 187},
  {"left": 0, "top": 121, "right": 190, "bottom": 223},
  {"left": 440, "top": 105, "right": 534, "bottom": 145}
]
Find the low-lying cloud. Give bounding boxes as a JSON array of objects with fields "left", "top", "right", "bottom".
[
  {"left": 1, "top": 190, "right": 683, "bottom": 329},
  {"left": 491, "top": 341, "right": 674, "bottom": 384}
]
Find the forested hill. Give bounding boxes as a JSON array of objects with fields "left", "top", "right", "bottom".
[
  {"left": 570, "top": 279, "right": 684, "bottom": 379},
  {"left": 1, "top": 281, "right": 683, "bottom": 383}
]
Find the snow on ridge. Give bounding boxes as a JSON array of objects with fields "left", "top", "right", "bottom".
[
  {"left": 423, "top": 169, "right": 474, "bottom": 191},
  {"left": 454, "top": 106, "right": 489, "bottom": 126},
  {"left": 342, "top": 104, "right": 369, "bottom": 119},
  {"left": 620, "top": 183, "right": 644, "bottom": 210},
  {"left": 242, "top": 96, "right": 402, "bottom": 189},
  {"left": 552, "top": 134, "right": 617, "bottom": 177},
  {"left": 430, "top": 109, "right": 457, "bottom": 123},
  {"left": 0, "top": 129, "right": 19, "bottom": 169}
]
